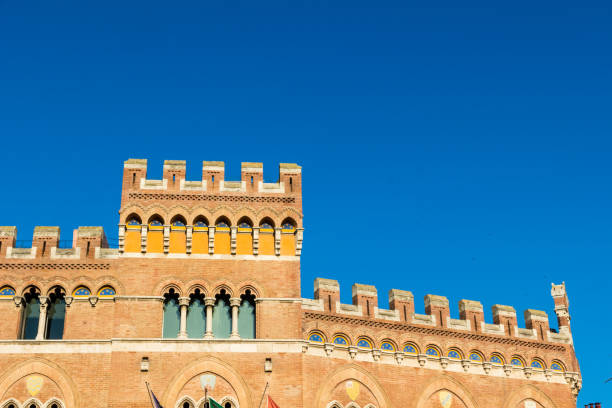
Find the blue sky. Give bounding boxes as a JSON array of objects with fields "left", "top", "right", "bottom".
[{"left": 1, "top": 0, "right": 611, "bottom": 404}]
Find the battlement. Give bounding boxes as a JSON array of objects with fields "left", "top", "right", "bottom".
[
  {"left": 121, "top": 159, "right": 302, "bottom": 207},
  {"left": 0, "top": 226, "right": 112, "bottom": 260},
  {"left": 303, "top": 278, "right": 573, "bottom": 345}
]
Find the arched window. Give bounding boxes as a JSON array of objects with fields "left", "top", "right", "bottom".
[
  {"left": 380, "top": 340, "right": 396, "bottom": 352},
  {"left": 169, "top": 215, "right": 187, "bottom": 254},
  {"left": 46, "top": 287, "right": 66, "bottom": 339},
  {"left": 192, "top": 216, "right": 209, "bottom": 254},
  {"left": 280, "top": 217, "right": 297, "bottom": 256},
  {"left": 187, "top": 289, "right": 206, "bottom": 338},
  {"left": 308, "top": 331, "right": 325, "bottom": 343},
  {"left": 258, "top": 218, "right": 275, "bottom": 255},
  {"left": 238, "top": 289, "right": 256, "bottom": 339},
  {"left": 403, "top": 343, "right": 419, "bottom": 355},
  {"left": 490, "top": 353, "right": 505, "bottom": 365},
  {"left": 447, "top": 348, "right": 463, "bottom": 360},
  {"left": 98, "top": 286, "right": 116, "bottom": 298},
  {"left": 21, "top": 287, "right": 41, "bottom": 339},
  {"left": 236, "top": 217, "right": 253, "bottom": 255},
  {"left": 212, "top": 289, "right": 231, "bottom": 338},
  {"left": 550, "top": 360, "right": 565, "bottom": 372},
  {"left": 332, "top": 334, "right": 349, "bottom": 346},
  {"left": 213, "top": 217, "right": 231, "bottom": 254},
  {"left": 72, "top": 286, "right": 91, "bottom": 298},
  {"left": 356, "top": 337, "right": 373, "bottom": 349},
  {"left": 469, "top": 351, "right": 484, "bottom": 362},
  {"left": 147, "top": 215, "right": 165, "bottom": 253},
  {"left": 124, "top": 214, "right": 142, "bottom": 253},
  {"left": 530, "top": 358, "right": 545, "bottom": 370},
  {"left": 163, "top": 288, "right": 180, "bottom": 338},
  {"left": 425, "top": 345, "right": 440, "bottom": 357},
  {"left": 0, "top": 285, "right": 16, "bottom": 298},
  {"left": 510, "top": 356, "right": 525, "bottom": 367}
]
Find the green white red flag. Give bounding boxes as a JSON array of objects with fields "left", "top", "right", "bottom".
[{"left": 267, "top": 395, "right": 280, "bottom": 408}]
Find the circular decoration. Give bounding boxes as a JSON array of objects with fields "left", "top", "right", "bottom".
[
  {"left": 72, "top": 286, "right": 91, "bottom": 298},
  {"left": 308, "top": 333, "right": 324, "bottom": 343},
  {"left": 403, "top": 344, "right": 418, "bottom": 354},
  {"left": 425, "top": 346, "right": 440, "bottom": 357},
  {"left": 0, "top": 286, "right": 16, "bottom": 298},
  {"left": 381, "top": 341, "right": 395, "bottom": 352},
  {"left": 332, "top": 335, "right": 349, "bottom": 346},
  {"left": 356, "top": 338, "right": 372, "bottom": 349},
  {"left": 98, "top": 286, "right": 116, "bottom": 298}
]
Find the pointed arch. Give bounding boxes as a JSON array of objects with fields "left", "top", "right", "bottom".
[
  {"left": 314, "top": 363, "right": 390, "bottom": 408},
  {"left": 414, "top": 374, "right": 480, "bottom": 408},
  {"left": 502, "top": 384, "right": 558, "bottom": 408}
]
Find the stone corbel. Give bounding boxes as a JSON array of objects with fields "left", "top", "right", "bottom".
[
  {"left": 13, "top": 296, "right": 23, "bottom": 308},
  {"left": 372, "top": 349, "right": 381, "bottom": 361},
  {"left": 348, "top": 346, "right": 358, "bottom": 359},
  {"left": 482, "top": 362, "right": 492, "bottom": 374},
  {"left": 503, "top": 365, "right": 513, "bottom": 376},
  {"left": 64, "top": 296, "right": 74, "bottom": 307},
  {"left": 544, "top": 369, "right": 553, "bottom": 381},
  {"left": 324, "top": 343, "right": 334, "bottom": 357},
  {"left": 141, "top": 225, "right": 147, "bottom": 253},
  {"left": 417, "top": 354, "right": 427, "bottom": 367},
  {"left": 301, "top": 343, "right": 308, "bottom": 353},
  {"left": 523, "top": 367, "right": 533, "bottom": 379},
  {"left": 88, "top": 296, "right": 99, "bottom": 307},
  {"left": 394, "top": 352, "right": 404, "bottom": 365},
  {"left": 439, "top": 357, "right": 449, "bottom": 369},
  {"left": 461, "top": 359, "right": 470, "bottom": 372},
  {"left": 118, "top": 224, "right": 126, "bottom": 253}
]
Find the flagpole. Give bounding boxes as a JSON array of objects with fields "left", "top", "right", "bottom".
[
  {"left": 145, "top": 381, "right": 155, "bottom": 408},
  {"left": 257, "top": 381, "right": 270, "bottom": 408}
]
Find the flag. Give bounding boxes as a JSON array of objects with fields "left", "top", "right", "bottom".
[
  {"left": 268, "top": 396, "right": 280, "bottom": 408},
  {"left": 208, "top": 397, "right": 223, "bottom": 408},
  {"left": 146, "top": 383, "right": 164, "bottom": 408}
]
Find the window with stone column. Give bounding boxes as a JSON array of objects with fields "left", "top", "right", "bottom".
[
  {"left": 212, "top": 289, "right": 232, "bottom": 338},
  {"left": 45, "top": 286, "right": 66, "bottom": 340},
  {"left": 20, "top": 286, "right": 41, "bottom": 339},
  {"left": 187, "top": 288, "right": 206, "bottom": 338},
  {"left": 163, "top": 288, "right": 180, "bottom": 338},
  {"left": 238, "top": 289, "right": 256, "bottom": 339}
]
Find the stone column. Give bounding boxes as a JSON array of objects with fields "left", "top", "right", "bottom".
[
  {"left": 178, "top": 297, "right": 190, "bottom": 339},
  {"left": 204, "top": 297, "right": 215, "bottom": 339},
  {"left": 230, "top": 298, "right": 241, "bottom": 339},
  {"left": 230, "top": 226, "right": 237, "bottom": 255},
  {"left": 35, "top": 296, "right": 49, "bottom": 340},
  {"left": 118, "top": 224, "right": 126, "bottom": 253},
  {"left": 163, "top": 225, "right": 170, "bottom": 254},
  {"left": 252, "top": 227, "right": 260, "bottom": 255},
  {"left": 208, "top": 227, "right": 215, "bottom": 255},
  {"left": 186, "top": 225, "right": 193, "bottom": 254},
  {"left": 140, "top": 225, "right": 148, "bottom": 253},
  {"left": 274, "top": 228, "right": 281, "bottom": 256},
  {"left": 296, "top": 228, "right": 304, "bottom": 256}
]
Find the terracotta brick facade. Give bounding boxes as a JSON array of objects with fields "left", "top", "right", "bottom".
[{"left": 0, "top": 159, "right": 580, "bottom": 408}]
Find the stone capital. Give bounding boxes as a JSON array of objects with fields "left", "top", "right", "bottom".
[
  {"left": 179, "top": 297, "right": 190, "bottom": 307},
  {"left": 39, "top": 296, "right": 49, "bottom": 307},
  {"left": 204, "top": 297, "right": 215, "bottom": 307},
  {"left": 230, "top": 298, "right": 241, "bottom": 307},
  {"left": 13, "top": 296, "right": 23, "bottom": 307}
]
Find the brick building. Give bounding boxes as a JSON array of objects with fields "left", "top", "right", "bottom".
[{"left": 0, "top": 159, "right": 581, "bottom": 408}]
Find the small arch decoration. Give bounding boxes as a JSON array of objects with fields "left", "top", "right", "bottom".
[
  {"left": 171, "top": 216, "right": 187, "bottom": 228},
  {"left": 550, "top": 360, "right": 565, "bottom": 372},
  {"left": 403, "top": 343, "right": 419, "bottom": 355},
  {"left": 281, "top": 217, "right": 296, "bottom": 230},
  {"left": 215, "top": 217, "right": 231, "bottom": 229},
  {"left": 97, "top": 286, "right": 116, "bottom": 298},
  {"left": 308, "top": 331, "right": 325, "bottom": 343},
  {"left": 126, "top": 214, "right": 142, "bottom": 226},
  {"left": 468, "top": 351, "right": 484, "bottom": 362},
  {"left": 149, "top": 216, "right": 164, "bottom": 228},
  {"left": 356, "top": 337, "right": 373, "bottom": 349},
  {"left": 259, "top": 218, "right": 275, "bottom": 230},
  {"left": 510, "top": 356, "right": 525, "bottom": 367},
  {"left": 332, "top": 334, "right": 349, "bottom": 346},
  {"left": 447, "top": 348, "right": 463, "bottom": 360},
  {"left": 530, "top": 358, "right": 545, "bottom": 370},
  {"left": 72, "top": 286, "right": 91, "bottom": 298},
  {"left": 425, "top": 345, "right": 440, "bottom": 357},
  {"left": 490, "top": 353, "right": 505, "bottom": 365},
  {"left": 0, "top": 285, "right": 16, "bottom": 298},
  {"left": 380, "top": 340, "right": 396, "bottom": 352}
]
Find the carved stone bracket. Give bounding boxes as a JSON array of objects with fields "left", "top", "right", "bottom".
[
  {"left": 482, "top": 362, "right": 492, "bottom": 374},
  {"left": 394, "top": 352, "right": 404, "bottom": 365},
  {"left": 503, "top": 365, "right": 513, "bottom": 376},
  {"left": 372, "top": 349, "right": 381, "bottom": 361},
  {"left": 417, "top": 354, "right": 427, "bottom": 367},
  {"left": 88, "top": 296, "right": 99, "bottom": 307},
  {"left": 64, "top": 296, "right": 74, "bottom": 307},
  {"left": 523, "top": 367, "right": 533, "bottom": 378},
  {"left": 348, "top": 346, "right": 358, "bottom": 359},
  {"left": 439, "top": 357, "right": 449, "bottom": 369},
  {"left": 324, "top": 343, "right": 334, "bottom": 357},
  {"left": 13, "top": 296, "right": 23, "bottom": 308},
  {"left": 544, "top": 369, "right": 553, "bottom": 381},
  {"left": 461, "top": 359, "right": 470, "bottom": 372}
]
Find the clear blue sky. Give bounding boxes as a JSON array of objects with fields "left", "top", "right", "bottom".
[{"left": 1, "top": 0, "right": 610, "bottom": 404}]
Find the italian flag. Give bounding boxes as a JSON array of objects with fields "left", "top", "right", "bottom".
[{"left": 208, "top": 398, "right": 223, "bottom": 408}]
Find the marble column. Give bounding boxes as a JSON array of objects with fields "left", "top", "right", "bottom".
[
  {"left": 204, "top": 297, "right": 215, "bottom": 339},
  {"left": 230, "top": 298, "right": 241, "bottom": 339},
  {"left": 178, "top": 297, "right": 190, "bottom": 339},
  {"left": 35, "top": 296, "right": 49, "bottom": 340}
]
